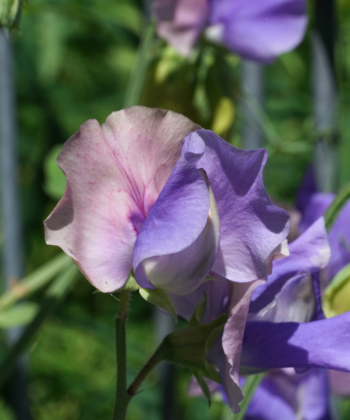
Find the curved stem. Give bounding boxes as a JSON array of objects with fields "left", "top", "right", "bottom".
[
  {"left": 234, "top": 373, "right": 264, "bottom": 420},
  {"left": 127, "top": 342, "right": 166, "bottom": 397},
  {"left": 112, "top": 290, "right": 130, "bottom": 420}
]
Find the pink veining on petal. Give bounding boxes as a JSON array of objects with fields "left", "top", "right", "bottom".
[{"left": 45, "top": 106, "right": 199, "bottom": 293}]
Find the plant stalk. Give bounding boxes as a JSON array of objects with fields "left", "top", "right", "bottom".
[{"left": 112, "top": 290, "right": 130, "bottom": 420}]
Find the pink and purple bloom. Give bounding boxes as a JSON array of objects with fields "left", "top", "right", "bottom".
[
  {"left": 153, "top": 0, "right": 308, "bottom": 62},
  {"left": 44, "top": 106, "right": 289, "bottom": 296},
  {"left": 173, "top": 217, "right": 350, "bottom": 413}
]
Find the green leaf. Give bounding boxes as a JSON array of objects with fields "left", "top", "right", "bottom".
[
  {"left": 325, "top": 182, "right": 350, "bottom": 232},
  {"left": 234, "top": 374, "right": 265, "bottom": 419},
  {"left": 0, "top": 253, "right": 72, "bottom": 311},
  {"left": 0, "top": 302, "right": 39, "bottom": 328},
  {"left": 188, "top": 294, "right": 207, "bottom": 327},
  {"left": 139, "top": 287, "right": 177, "bottom": 322},
  {"left": 323, "top": 263, "right": 350, "bottom": 317},
  {"left": 43, "top": 145, "right": 66, "bottom": 200},
  {"left": 0, "top": 0, "right": 23, "bottom": 28},
  {"left": 192, "top": 371, "right": 212, "bottom": 407}
]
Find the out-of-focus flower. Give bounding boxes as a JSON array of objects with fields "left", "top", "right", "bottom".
[
  {"left": 45, "top": 106, "right": 289, "bottom": 296},
  {"left": 297, "top": 167, "right": 350, "bottom": 281},
  {"left": 153, "top": 0, "right": 308, "bottom": 62},
  {"left": 245, "top": 368, "right": 332, "bottom": 420},
  {"left": 171, "top": 217, "right": 350, "bottom": 414}
]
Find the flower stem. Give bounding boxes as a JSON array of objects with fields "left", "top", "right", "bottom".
[
  {"left": 127, "top": 343, "right": 166, "bottom": 397},
  {"left": 112, "top": 290, "right": 130, "bottom": 420}
]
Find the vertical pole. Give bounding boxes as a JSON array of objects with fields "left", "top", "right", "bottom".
[
  {"left": 0, "top": 30, "right": 31, "bottom": 419},
  {"left": 241, "top": 61, "right": 264, "bottom": 150},
  {"left": 154, "top": 311, "right": 176, "bottom": 420},
  {"left": 312, "top": 0, "right": 338, "bottom": 192}
]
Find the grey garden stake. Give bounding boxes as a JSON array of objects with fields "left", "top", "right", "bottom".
[
  {"left": 0, "top": 30, "right": 31, "bottom": 419},
  {"left": 241, "top": 61, "right": 264, "bottom": 150},
  {"left": 312, "top": 0, "right": 338, "bottom": 193}
]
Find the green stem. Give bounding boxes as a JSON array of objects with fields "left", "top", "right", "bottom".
[
  {"left": 234, "top": 373, "right": 265, "bottom": 420},
  {"left": 127, "top": 343, "right": 165, "bottom": 397},
  {"left": 123, "top": 20, "right": 156, "bottom": 108},
  {"left": 112, "top": 290, "right": 130, "bottom": 420}
]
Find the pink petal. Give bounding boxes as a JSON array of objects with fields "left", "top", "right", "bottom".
[
  {"left": 45, "top": 107, "right": 199, "bottom": 292},
  {"left": 153, "top": 0, "right": 209, "bottom": 56}
]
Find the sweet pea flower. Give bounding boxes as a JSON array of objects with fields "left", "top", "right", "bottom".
[
  {"left": 297, "top": 168, "right": 350, "bottom": 281},
  {"left": 153, "top": 0, "right": 308, "bottom": 62},
  {"left": 171, "top": 217, "right": 350, "bottom": 413},
  {"left": 44, "top": 106, "right": 289, "bottom": 296}
]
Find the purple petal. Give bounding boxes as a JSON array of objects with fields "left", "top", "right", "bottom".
[
  {"left": 250, "top": 217, "right": 330, "bottom": 314},
  {"left": 45, "top": 107, "right": 199, "bottom": 292},
  {"left": 242, "top": 311, "right": 350, "bottom": 372},
  {"left": 221, "top": 280, "right": 265, "bottom": 413},
  {"left": 246, "top": 377, "right": 296, "bottom": 420},
  {"left": 183, "top": 130, "right": 290, "bottom": 283},
  {"left": 300, "top": 194, "right": 350, "bottom": 279},
  {"left": 299, "top": 193, "right": 334, "bottom": 234},
  {"left": 246, "top": 369, "right": 331, "bottom": 420},
  {"left": 296, "top": 166, "right": 318, "bottom": 214},
  {"left": 328, "top": 370, "right": 350, "bottom": 397},
  {"left": 153, "top": 0, "right": 209, "bottom": 56},
  {"left": 209, "top": 0, "right": 307, "bottom": 63},
  {"left": 133, "top": 139, "right": 220, "bottom": 294}
]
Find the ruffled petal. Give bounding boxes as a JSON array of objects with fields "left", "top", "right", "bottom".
[
  {"left": 210, "top": 0, "right": 307, "bottom": 63},
  {"left": 221, "top": 280, "right": 265, "bottom": 413},
  {"left": 242, "top": 312, "right": 350, "bottom": 372},
  {"left": 133, "top": 135, "right": 220, "bottom": 295},
  {"left": 182, "top": 130, "right": 290, "bottom": 283},
  {"left": 153, "top": 0, "right": 209, "bottom": 56},
  {"left": 45, "top": 106, "right": 199, "bottom": 292},
  {"left": 250, "top": 217, "right": 330, "bottom": 313}
]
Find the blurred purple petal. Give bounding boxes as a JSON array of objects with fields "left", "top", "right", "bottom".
[
  {"left": 209, "top": 0, "right": 308, "bottom": 63},
  {"left": 45, "top": 107, "right": 199, "bottom": 292},
  {"left": 242, "top": 311, "right": 350, "bottom": 372},
  {"left": 246, "top": 369, "right": 331, "bottom": 420},
  {"left": 153, "top": 0, "right": 209, "bottom": 56}
]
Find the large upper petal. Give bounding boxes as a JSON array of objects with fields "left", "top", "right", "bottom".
[
  {"left": 153, "top": 0, "right": 209, "bottom": 56},
  {"left": 44, "top": 106, "right": 199, "bottom": 292},
  {"left": 209, "top": 0, "right": 307, "bottom": 63},
  {"left": 182, "top": 130, "right": 290, "bottom": 283},
  {"left": 133, "top": 136, "right": 220, "bottom": 295},
  {"left": 242, "top": 312, "right": 350, "bottom": 372},
  {"left": 250, "top": 217, "right": 330, "bottom": 314}
]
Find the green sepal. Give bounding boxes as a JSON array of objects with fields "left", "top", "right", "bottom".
[
  {"left": 192, "top": 370, "right": 212, "bottom": 407},
  {"left": 120, "top": 275, "right": 140, "bottom": 292},
  {"left": 188, "top": 294, "right": 207, "bottom": 327},
  {"left": 139, "top": 287, "right": 177, "bottom": 322},
  {"left": 161, "top": 313, "right": 227, "bottom": 382},
  {"left": 325, "top": 182, "right": 350, "bottom": 232},
  {"left": 323, "top": 263, "right": 350, "bottom": 317}
]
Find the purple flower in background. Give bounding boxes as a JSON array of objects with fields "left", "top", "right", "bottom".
[
  {"left": 45, "top": 106, "right": 289, "bottom": 295},
  {"left": 245, "top": 369, "right": 332, "bottom": 420},
  {"left": 172, "top": 217, "right": 350, "bottom": 413},
  {"left": 153, "top": 0, "right": 308, "bottom": 62},
  {"left": 297, "top": 167, "right": 350, "bottom": 280}
]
